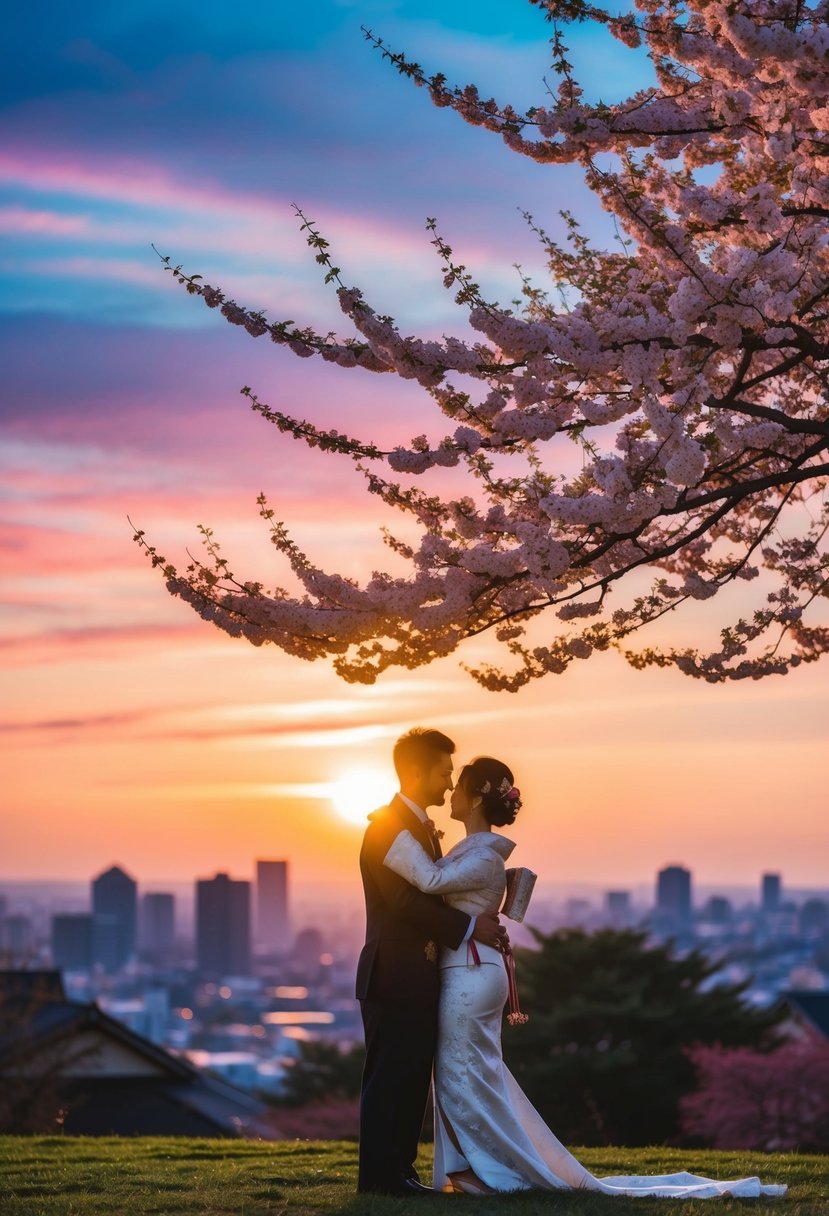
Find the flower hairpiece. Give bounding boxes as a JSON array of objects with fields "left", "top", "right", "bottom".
[{"left": 479, "top": 777, "right": 522, "bottom": 808}]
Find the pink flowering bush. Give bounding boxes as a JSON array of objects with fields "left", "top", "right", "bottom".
[
  {"left": 139, "top": 1, "right": 829, "bottom": 689},
  {"left": 681, "top": 1041, "right": 829, "bottom": 1152},
  {"left": 263, "top": 1096, "right": 360, "bottom": 1141}
]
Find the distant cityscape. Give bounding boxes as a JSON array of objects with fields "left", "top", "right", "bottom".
[{"left": 1, "top": 860, "right": 827, "bottom": 1097}]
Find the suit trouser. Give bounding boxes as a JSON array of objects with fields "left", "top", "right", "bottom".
[{"left": 358, "top": 997, "right": 438, "bottom": 1192}]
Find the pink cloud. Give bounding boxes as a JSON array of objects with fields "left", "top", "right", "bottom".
[
  {"left": 0, "top": 707, "right": 156, "bottom": 736},
  {"left": 25, "top": 255, "right": 168, "bottom": 288},
  {"left": 0, "top": 150, "right": 274, "bottom": 219},
  {"left": 0, "top": 521, "right": 132, "bottom": 576},
  {"left": 0, "top": 621, "right": 207, "bottom": 668},
  {"left": 0, "top": 206, "right": 92, "bottom": 236},
  {"left": 0, "top": 149, "right": 510, "bottom": 290}
]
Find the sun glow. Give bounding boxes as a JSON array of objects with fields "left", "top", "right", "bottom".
[{"left": 331, "top": 767, "right": 394, "bottom": 827}]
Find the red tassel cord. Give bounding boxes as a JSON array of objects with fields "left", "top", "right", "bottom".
[
  {"left": 468, "top": 937, "right": 527, "bottom": 1025},
  {"left": 504, "top": 950, "right": 528, "bottom": 1026}
]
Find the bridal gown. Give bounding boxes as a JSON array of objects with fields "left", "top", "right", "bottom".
[{"left": 383, "top": 830, "right": 786, "bottom": 1200}]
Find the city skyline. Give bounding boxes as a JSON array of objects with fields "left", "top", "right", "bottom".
[
  {"left": 3, "top": 858, "right": 823, "bottom": 918},
  {"left": 4, "top": 855, "right": 825, "bottom": 975},
  {"left": 3, "top": 2, "right": 827, "bottom": 890}
]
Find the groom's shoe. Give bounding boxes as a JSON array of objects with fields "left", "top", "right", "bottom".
[
  {"left": 390, "top": 1178, "right": 436, "bottom": 1197},
  {"left": 398, "top": 1177, "right": 436, "bottom": 1196},
  {"left": 358, "top": 1177, "right": 436, "bottom": 1197}
]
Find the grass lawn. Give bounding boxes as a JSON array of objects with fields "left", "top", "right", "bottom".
[{"left": 0, "top": 1137, "right": 825, "bottom": 1216}]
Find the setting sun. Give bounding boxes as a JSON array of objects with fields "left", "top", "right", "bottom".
[{"left": 331, "top": 768, "right": 394, "bottom": 827}]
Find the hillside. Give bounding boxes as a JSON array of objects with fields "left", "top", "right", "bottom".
[{"left": 1, "top": 1137, "right": 826, "bottom": 1215}]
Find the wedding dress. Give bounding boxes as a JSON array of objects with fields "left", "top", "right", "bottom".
[{"left": 383, "top": 830, "right": 786, "bottom": 1199}]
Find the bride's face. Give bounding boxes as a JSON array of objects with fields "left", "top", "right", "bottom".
[{"left": 450, "top": 781, "right": 474, "bottom": 822}]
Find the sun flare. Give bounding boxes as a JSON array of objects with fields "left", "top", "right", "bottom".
[{"left": 331, "top": 767, "right": 394, "bottom": 827}]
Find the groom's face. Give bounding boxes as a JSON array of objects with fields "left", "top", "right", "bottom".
[{"left": 420, "top": 751, "right": 454, "bottom": 810}]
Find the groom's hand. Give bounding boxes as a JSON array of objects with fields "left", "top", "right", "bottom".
[{"left": 472, "top": 912, "right": 509, "bottom": 952}]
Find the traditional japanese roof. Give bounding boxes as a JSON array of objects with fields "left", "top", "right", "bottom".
[
  {"left": 779, "top": 990, "right": 829, "bottom": 1039},
  {"left": 0, "top": 970, "right": 275, "bottom": 1137}
]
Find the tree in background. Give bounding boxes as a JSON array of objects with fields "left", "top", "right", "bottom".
[
  {"left": 502, "top": 928, "right": 782, "bottom": 1145},
  {"left": 262, "top": 1039, "right": 365, "bottom": 1141},
  {"left": 276, "top": 1039, "right": 365, "bottom": 1108},
  {"left": 140, "top": 1, "right": 829, "bottom": 688},
  {"left": 0, "top": 976, "right": 95, "bottom": 1135},
  {"left": 681, "top": 1041, "right": 829, "bottom": 1152}
]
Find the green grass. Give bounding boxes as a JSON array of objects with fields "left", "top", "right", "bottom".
[{"left": 0, "top": 1138, "right": 825, "bottom": 1216}]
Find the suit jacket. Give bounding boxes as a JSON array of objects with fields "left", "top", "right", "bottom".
[{"left": 355, "top": 795, "right": 471, "bottom": 1004}]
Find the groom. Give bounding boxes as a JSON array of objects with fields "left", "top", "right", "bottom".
[{"left": 356, "top": 727, "right": 506, "bottom": 1196}]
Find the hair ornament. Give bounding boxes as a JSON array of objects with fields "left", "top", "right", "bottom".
[
  {"left": 479, "top": 775, "right": 521, "bottom": 809},
  {"left": 494, "top": 776, "right": 521, "bottom": 808}
]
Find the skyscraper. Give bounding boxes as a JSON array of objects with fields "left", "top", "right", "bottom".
[
  {"left": 2, "top": 914, "right": 33, "bottom": 963},
  {"left": 140, "top": 893, "right": 176, "bottom": 959},
  {"left": 92, "top": 864, "right": 137, "bottom": 971},
  {"left": 762, "top": 872, "right": 782, "bottom": 915},
  {"left": 605, "top": 890, "right": 632, "bottom": 927},
  {"left": 196, "top": 872, "right": 251, "bottom": 977},
  {"left": 52, "top": 913, "right": 93, "bottom": 970},
  {"left": 255, "top": 860, "right": 289, "bottom": 956},
  {"left": 656, "top": 865, "right": 692, "bottom": 931}
]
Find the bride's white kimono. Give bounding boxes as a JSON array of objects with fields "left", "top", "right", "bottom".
[{"left": 383, "top": 829, "right": 785, "bottom": 1199}]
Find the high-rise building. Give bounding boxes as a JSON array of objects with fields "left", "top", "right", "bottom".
[
  {"left": 605, "top": 890, "right": 631, "bottom": 927},
  {"left": 196, "top": 873, "right": 251, "bottom": 977},
  {"left": 255, "top": 860, "right": 289, "bottom": 956},
  {"left": 140, "top": 893, "right": 175, "bottom": 958},
  {"left": 2, "top": 914, "right": 33, "bottom": 963},
  {"left": 291, "top": 926, "right": 325, "bottom": 979},
  {"left": 563, "top": 897, "right": 592, "bottom": 927},
  {"left": 656, "top": 865, "right": 692, "bottom": 931},
  {"left": 704, "top": 896, "right": 733, "bottom": 924},
  {"left": 761, "top": 872, "right": 782, "bottom": 915},
  {"left": 92, "top": 865, "right": 137, "bottom": 972},
  {"left": 799, "top": 897, "right": 828, "bottom": 938},
  {"left": 52, "top": 913, "right": 93, "bottom": 970}
]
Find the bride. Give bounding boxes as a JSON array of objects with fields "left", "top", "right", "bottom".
[{"left": 382, "top": 755, "right": 785, "bottom": 1200}]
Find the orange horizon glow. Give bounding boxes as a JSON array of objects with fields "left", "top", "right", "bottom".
[{"left": 4, "top": 606, "right": 827, "bottom": 892}]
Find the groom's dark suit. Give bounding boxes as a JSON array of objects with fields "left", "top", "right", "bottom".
[{"left": 356, "top": 795, "right": 470, "bottom": 1194}]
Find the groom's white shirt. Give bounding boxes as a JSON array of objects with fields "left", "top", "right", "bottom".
[
  {"left": 396, "top": 792, "right": 475, "bottom": 943},
  {"left": 398, "top": 792, "right": 430, "bottom": 824}
]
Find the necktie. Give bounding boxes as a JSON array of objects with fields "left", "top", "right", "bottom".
[{"left": 423, "top": 818, "right": 440, "bottom": 859}]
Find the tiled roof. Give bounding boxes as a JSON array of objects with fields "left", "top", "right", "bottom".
[
  {"left": 781, "top": 990, "right": 829, "bottom": 1038},
  {"left": 0, "top": 969, "right": 270, "bottom": 1136}
]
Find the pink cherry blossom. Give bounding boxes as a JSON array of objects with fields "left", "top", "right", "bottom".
[{"left": 142, "top": 2, "right": 829, "bottom": 689}]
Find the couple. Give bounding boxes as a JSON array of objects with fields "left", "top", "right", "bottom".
[{"left": 355, "top": 727, "right": 785, "bottom": 1200}]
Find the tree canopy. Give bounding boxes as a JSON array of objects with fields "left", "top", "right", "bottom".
[
  {"left": 502, "top": 927, "right": 783, "bottom": 1146},
  {"left": 276, "top": 1039, "right": 365, "bottom": 1108},
  {"left": 139, "top": 0, "right": 829, "bottom": 689}
]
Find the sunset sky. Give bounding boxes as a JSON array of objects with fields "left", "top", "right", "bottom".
[{"left": 3, "top": 1, "right": 827, "bottom": 901}]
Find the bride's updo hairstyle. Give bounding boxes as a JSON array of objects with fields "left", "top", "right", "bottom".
[{"left": 458, "top": 756, "right": 522, "bottom": 827}]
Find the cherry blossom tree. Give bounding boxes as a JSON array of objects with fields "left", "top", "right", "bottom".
[
  {"left": 138, "top": 0, "right": 829, "bottom": 689},
  {"left": 681, "top": 1041, "right": 829, "bottom": 1151}
]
